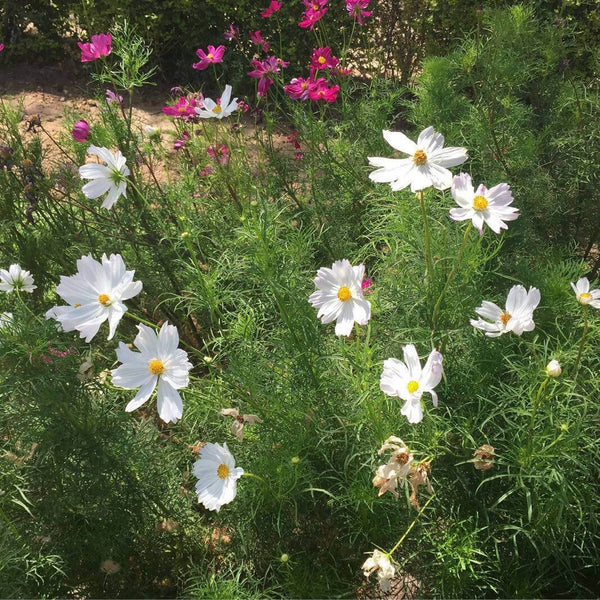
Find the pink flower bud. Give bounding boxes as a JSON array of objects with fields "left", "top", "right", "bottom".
[{"left": 72, "top": 120, "right": 90, "bottom": 142}]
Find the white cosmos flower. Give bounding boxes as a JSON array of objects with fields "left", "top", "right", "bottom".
[
  {"left": 380, "top": 345, "right": 444, "bottom": 424},
  {"left": 79, "top": 145, "right": 130, "bottom": 209},
  {"left": 0, "top": 264, "right": 36, "bottom": 293},
  {"left": 362, "top": 549, "right": 396, "bottom": 594},
  {"left": 470, "top": 284, "right": 540, "bottom": 337},
  {"left": 571, "top": 277, "right": 600, "bottom": 309},
  {"left": 111, "top": 322, "right": 192, "bottom": 424},
  {"left": 45, "top": 253, "right": 142, "bottom": 342},
  {"left": 192, "top": 442, "right": 244, "bottom": 512},
  {"left": 368, "top": 126, "right": 468, "bottom": 193},
  {"left": 308, "top": 259, "right": 371, "bottom": 336},
  {"left": 195, "top": 85, "right": 238, "bottom": 119},
  {"left": 449, "top": 173, "right": 519, "bottom": 235}
]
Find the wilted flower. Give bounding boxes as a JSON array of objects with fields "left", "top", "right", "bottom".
[
  {"left": 100, "top": 559, "right": 120, "bottom": 575},
  {"left": 372, "top": 436, "right": 414, "bottom": 498},
  {"left": 45, "top": 253, "right": 142, "bottom": 342},
  {"left": 79, "top": 145, "right": 129, "bottom": 209},
  {"left": 193, "top": 442, "right": 244, "bottom": 511},
  {"left": 0, "top": 264, "right": 36, "bottom": 293},
  {"left": 472, "top": 445, "right": 495, "bottom": 471},
  {"left": 408, "top": 460, "right": 433, "bottom": 509},
  {"left": 545, "top": 359, "right": 562, "bottom": 378},
  {"left": 72, "top": 120, "right": 90, "bottom": 142},
  {"left": 380, "top": 345, "right": 443, "bottom": 424},
  {"left": 195, "top": 85, "right": 238, "bottom": 119},
  {"left": 470, "top": 285, "right": 540, "bottom": 337},
  {"left": 368, "top": 127, "right": 468, "bottom": 193},
  {"left": 207, "top": 144, "right": 230, "bottom": 165},
  {"left": 78, "top": 33, "right": 112, "bottom": 62},
  {"left": 309, "top": 259, "right": 371, "bottom": 336},
  {"left": 571, "top": 277, "right": 600, "bottom": 309},
  {"left": 450, "top": 173, "right": 519, "bottom": 235},
  {"left": 193, "top": 45, "right": 226, "bottom": 71},
  {"left": 111, "top": 322, "right": 192, "bottom": 424},
  {"left": 248, "top": 56, "right": 289, "bottom": 97},
  {"left": 362, "top": 549, "right": 395, "bottom": 594},
  {"left": 220, "top": 408, "right": 263, "bottom": 441}
]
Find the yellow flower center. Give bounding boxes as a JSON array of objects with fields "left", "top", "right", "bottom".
[
  {"left": 473, "top": 195, "right": 488, "bottom": 211},
  {"left": 318, "top": 56, "right": 326, "bottom": 64},
  {"left": 407, "top": 380, "right": 419, "bottom": 394},
  {"left": 148, "top": 359, "right": 165, "bottom": 375},
  {"left": 579, "top": 292, "right": 592, "bottom": 303},
  {"left": 337, "top": 286, "right": 352, "bottom": 301},
  {"left": 499, "top": 311, "right": 512, "bottom": 325},
  {"left": 212, "top": 105, "right": 222, "bottom": 114},
  {"left": 74, "top": 303, "right": 81, "bottom": 308},
  {"left": 207, "top": 53, "right": 214, "bottom": 59},
  {"left": 178, "top": 106, "right": 187, "bottom": 113},
  {"left": 217, "top": 463, "right": 229, "bottom": 479},
  {"left": 98, "top": 294, "right": 111, "bottom": 306},
  {"left": 413, "top": 149, "right": 427, "bottom": 166}
]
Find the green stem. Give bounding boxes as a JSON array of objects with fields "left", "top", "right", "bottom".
[
  {"left": 417, "top": 190, "right": 434, "bottom": 288},
  {"left": 432, "top": 222, "right": 473, "bottom": 332},
  {"left": 527, "top": 377, "right": 549, "bottom": 463},
  {"left": 573, "top": 305, "right": 588, "bottom": 378},
  {"left": 388, "top": 494, "right": 434, "bottom": 557}
]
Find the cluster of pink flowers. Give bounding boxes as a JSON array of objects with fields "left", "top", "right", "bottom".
[
  {"left": 78, "top": 33, "right": 112, "bottom": 63},
  {"left": 261, "top": 0, "right": 283, "bottom": 18},
  {"left": 173, "top": 131, "right": 190, "bottom": 151},
  {"left": 284, "top": 75, "right": 339, "bottom": 102},
  {"left": 192, "top": 45, "right": 225, "bottom": 71},
  {"left": 299, "top": 0, "right": 328, "bottom": 29},
  {"left": 162, "top": 96, "right": 202, "bottom": 120},
  {"left": 346, "top": 0, "right": 372, "bottom": 25},
  {"left": 248, "top": 56, "right": 289, "bottom": 97}
]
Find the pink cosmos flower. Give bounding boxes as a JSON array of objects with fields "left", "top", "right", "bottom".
[
  {"left": 346, "top": 0, "right": 372, "bottom": 25},
  {"left": 237, "top": 100, "right": 250, "bottom": 113},
  {"left": 299, "top": 0, "right": 328, "bottom": 29},
  {"left": 174, "top": 131, "right": 190, "bottom": 151},
  {"left": 193, "top": 45, "right": 226, "bottom": 71},
  {"left": 284, "top": 77, "right": 312, "bottom": 100},
  {"left": 105, "top": 89, "right": 123, "bottom": 105},
  {"left": 200, "top": 166, "right": 215, "bottom": 177},
  {"left": 162, "top": 96, "right": 202, "bottom": 120},
  {"left": 287, "top": 130, "right": 301, "bottom": 150},
  {"left": 308, "top": 78, "right": 339, "bottom": 102},
  {"left": 72, "top": 120, "right": 90, "bottom": 142},
  {"left": 361, "top": 277, "right": 373, "bottom": 294},
  {"left": 78, "top": 33, "right": 112, "bottom": 63},
  {"left": 0, "top": 44, "right": 4, "bottom": 52},
  {"left": 223, "top": 24, "right": 240, "bottom": 41},
  {"left": 207, "top": 144, "right": 230, "bottom": 165},
  {"left": 310, "top": 47, "right": 339, "bottom": 71},
  {"left": 248, "top": 56, "right": 289, "bottom": 97},
  {"left": 261, "top": 0, "right": 283, "bottom": 17},
  {"left": 249, "top": 30, "right": 270, "bottom": 53}
]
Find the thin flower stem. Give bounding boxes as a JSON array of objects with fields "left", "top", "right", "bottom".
[
  {"left": 527, "top": 377, "right": 549, "bottom": 463},
  {"left": 432, "top": 222, "right": 473, "bottom": 332},
  {"left": 354, "top": 322, "right": 361, "bottom": 362},
  {"left": 417, "top": 190, "right": 434, "bottom": 289},
  {"left": 573, "top": 305, "right": 588, "bottom": 378},
  {"left": 387, "top": 494, "right": 434, "bottom": 558}
]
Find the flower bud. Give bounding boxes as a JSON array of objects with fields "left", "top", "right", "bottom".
[
  {"left": 545, "top": 359, "right": 561, "bottom": 378},
  {"left": 72, "top": 119, "right": 90, "bottom": 142}
]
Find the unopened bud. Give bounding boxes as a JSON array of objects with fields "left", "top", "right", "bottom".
[{"left": 545, "top": 359, "right": 561, "bottom": 378}]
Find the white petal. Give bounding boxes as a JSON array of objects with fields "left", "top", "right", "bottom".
[{"left": 124, "top": 378, "right": 157, "bottom": 412}]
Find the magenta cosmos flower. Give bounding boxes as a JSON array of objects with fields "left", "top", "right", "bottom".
[
  {"left": 310, "top": 47, "right": 339, "bottom": 71},
  {"left": 284, "top": 77, "right": 311, "bottom": 100},
  {"left": 261, "top": 0, "right": 283, "bottom": 17},
  {"left": 72, "top": 120, "right": 90, "bottom": 143},
  {"left": 0, "top": 44, "right": 4, "bottom": 52},
  {"left": 308, "top": 78, "right": 339, "bottom": 102},
  {"left": 249, "top": 30, "right": 270, "bottom": 53},
  {"left": 78, "top": 33, "right": 112, "bottom": 62},
  {"left": 346, "top": 0, "right": 372, "bottom": 25},
  {"left": 299, "top": 0, "right": 328, "bottom": 29},
  {"left": 223, "top": 24, "right": 240, "bottom": 41},
  {"left": 193, "top": 45, "right": 226, "bottom": 71},
  {"left": 162, "top": 96, "right": 202, "bottom": 120},
  {"left": 248, "top": 56, "right": 289, "bottom": 97}
]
